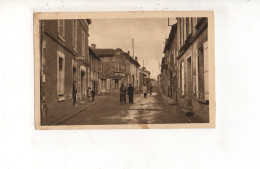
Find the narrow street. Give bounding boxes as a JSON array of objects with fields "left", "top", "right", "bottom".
[{"left": 61, "top": 88, "right": 188, "bottom": 125}]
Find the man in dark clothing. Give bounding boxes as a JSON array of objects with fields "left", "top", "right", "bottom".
[
  {"left": 127, "top": 84, "right": 134, "bottom": 104},
  {"left": 120, "top": 83, "right": 126, "bottom": 104},
  {"left": 91, "top": 89, "right": 95, "bottom": 102},
  {"left": 73, "top": 81, "right": 77, "bottom": 106}
]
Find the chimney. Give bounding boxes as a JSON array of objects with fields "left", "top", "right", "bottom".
[
  {"left": 135, "top": 56, "right": 138, "bottom": 61},
  {"left": 91, "top": 44, "right": 96, "bottom": 49},
  {"left": 142, "top": 67, "right": 146, "bottom": 70},
  {"left": 128, "top": 51, "right": 130, "bottom": 55}
]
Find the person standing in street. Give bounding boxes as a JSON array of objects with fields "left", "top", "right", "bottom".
[
  {"left": 120, "top": 83, "right": 126, "bottom": 104},
  {"left": 73, "top": 81, "right": 77, "bottom": 107},
  {"left": 91, "top": 89, "right": 96, "bottom": 102},
  {"left": 127, "top": 84, "right": 134, "bottom": 104},
  {"left": 87, "top": 87, "right": 91, "bottom": 101},
  {"left": 149, "top": 83, "right": 153, "bottom": 95},
  {"left": 142, "top": 84, "right": 147, "bottom": 98}
]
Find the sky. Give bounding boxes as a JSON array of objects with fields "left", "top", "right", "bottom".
[{"left": 89, "top": 18, "right": 177, "bottom": 79}]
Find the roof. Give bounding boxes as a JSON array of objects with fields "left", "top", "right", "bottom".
[
  {"left": 93, "top": 49, "right": 115, "bottom": 57},
  {"left": 163, "top": 23, "right": 177, "bottom": 53},
  {"left": 93, "top": 48, "right": 141, "bottom": 67},
  {"left": 89, "top": 47, "right": 101, "bottom": 61}
]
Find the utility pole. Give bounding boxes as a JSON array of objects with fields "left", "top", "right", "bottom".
[
  {"left": 131, "top": 38, "right": 134, "bottom": 58},
  {"left": 143, "top": 59, "right": 144, "bottom": 85}
]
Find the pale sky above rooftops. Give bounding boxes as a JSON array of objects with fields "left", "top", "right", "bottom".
[{"left": 89, "top": 18, "right": 177, "bottom": 79}]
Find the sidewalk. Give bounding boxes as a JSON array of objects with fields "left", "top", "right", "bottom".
[
  {"left": 158, "top": 89, "right": 192, "bottom": 123},
  {"left": 51, "top": 99, "right": 98, "bottom": 125}
]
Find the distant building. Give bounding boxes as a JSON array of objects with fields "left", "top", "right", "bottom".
[
  {"left": 162, "top": 23, "right": 178, "bottom": 100},
  {"left": 89, "top": 46, "right": 101, "bottom": 94},
  {"left": 139, "top": 67, "right": 151, "bottom": 87},
  {"left": 40, "top": 19, "right": 93, "bottom": 125},
  {"left": 93, "top": 46, "right": 140, "bottom": 94}
]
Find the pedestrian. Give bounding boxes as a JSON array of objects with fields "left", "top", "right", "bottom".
[
  {"left": 91, "top": 89, "right": 96, "bottom": 102},
  {"left": 120, "top": 83, "right": 126, "bottom": 104},
  {"left": 127, "top": 83, "right": 134, "bottom": 104},
  {"left": 87, "top": 87, "right": 91, "bottom": 101},
  {"left": 149, "top": 83, "right": 153, "bottom": 95},
  {"left": 142, "top": 84, "right": 147, "bottom": 98},
  {"left": 73, "top": 81, "right": 77, "bottom": 107}
]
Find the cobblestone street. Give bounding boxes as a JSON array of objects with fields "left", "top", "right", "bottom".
[{"left": 61, "top": 88, "right": 188, "bottom": 125}]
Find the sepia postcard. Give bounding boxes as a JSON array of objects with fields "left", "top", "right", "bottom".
[{"left": 34, "top": 11, "right": 215, "bottom": 129}]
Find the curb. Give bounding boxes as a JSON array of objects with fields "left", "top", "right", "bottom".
[{"left": 53, "top": 100, "right": 98, "bottom": 125}]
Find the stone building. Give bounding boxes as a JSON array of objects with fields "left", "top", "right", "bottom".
[
  {"left": 177, "top": 17, "right": 209, "bottom": 122},
  {"left": 162, "top": 23, "right": 178, "bottom": 101},
  {"left": 40, "top": 19, "right": 92, "bottom": 125},
  {"left": 93, "top": 47, "right": 140, "bottom": 94},
  {"left": 139, "top": 67, "right": 151, "bottom": 87},
  {"left": 160, "top": 17, "right": 209, "bottom": 122},
  {"left": 88, "top": 45, "right": 101, "bottom": 94}
]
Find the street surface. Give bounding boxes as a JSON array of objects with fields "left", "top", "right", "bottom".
[{"left": 61, "top": 88, "right": 188, "bottom": 125}]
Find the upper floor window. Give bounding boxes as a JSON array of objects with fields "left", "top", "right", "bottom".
[
  {"left": 58, "top": 20, "right": 65, "bottom": 41},
  {"left": 72, "top": 20, "right": 77, "bottom": 51},
  {"left": 81, "top": 30, "right": 86, "bottom": 56},
  {"left": 57, "top": 50, "right": 65, "bottom": 101}
]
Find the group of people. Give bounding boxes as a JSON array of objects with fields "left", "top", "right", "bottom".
[
  {"left": 72, "top": 81, "right": 96, "bottom": 107},
  {"left": 119, "top": 83, "right": 153, "bottom": 104},
  {"left": 119, "top": 83, "right": 134, "bottom": 104}
]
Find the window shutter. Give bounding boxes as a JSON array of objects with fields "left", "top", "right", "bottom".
[
  {"left": 82, "top": 31, "right": 85, "bottom": 56},
  {"left": 107, "top": 79, "right": 111, "bottom": 89},
  {"left": 195, "top": 51, "right": 199, "bottom": 97},
  {"left": 203, "top": 41, "right": 209, "bottom": 100},
  {"left": 58, "top": 20, "right": 65, "bottom": 38},
  {"left": 183, "top": 18, "right": 186, "bottom": 42},
  {"left": 181, "top": 62, "right": 185, "bottom": 96}
]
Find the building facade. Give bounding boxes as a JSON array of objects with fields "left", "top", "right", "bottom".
[
  {"left": 139, "top": 67, "right": 151, "bottom": 87},
  {"left": 93, "top": 47, "right": 140, "bottom": 94},
  {"left": 162, "top": 24, "right": 178, "bottom": 101},
  {"left": 88, "top": 46, "right": 101, "bottom": 94},
  {"left": 40, "top": 19, "right": 92, "bottom": 125},
  {"left": 160, "top": 17, "right": 209, "bottom": 122}
]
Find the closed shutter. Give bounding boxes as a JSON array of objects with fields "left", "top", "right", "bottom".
[
  {"left": 203, "top": 41, "right": 209, "bottom": 100},
  {"left": 58, "top": 20, "right": 65, "bottom": 38},
  {"left": 195, "top": 50, "right": 199, "bottom": 97},
  {"left": 73, "top": 20, "right": 77, "bottom": 50},
  {"left": 181, "top": 62, "right": 185, "bottom": 96},
  {"left": 107, "top": 78, "right": 111, "bottom": 89}
]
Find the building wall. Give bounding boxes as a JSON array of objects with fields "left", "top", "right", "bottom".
[
  {"left": 176, "top": 18, "right": 209, "bottom": 122},
  {"left": 98, "top": 49, "right": 140, "bottom": 94},
  {"left": 40, "top": 19, "right": 90, "bottom": 125}
]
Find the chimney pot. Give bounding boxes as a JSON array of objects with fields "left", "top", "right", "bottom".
[
  {"left": 135, "top": 56, "right": 138, "bottom": 61},
  {"left": 91, "top": 44, "right": 96, "bottom": 49}
]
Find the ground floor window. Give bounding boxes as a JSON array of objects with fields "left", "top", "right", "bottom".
[{"left": 101, "top": 79, "right": 107, "bottom": 89}]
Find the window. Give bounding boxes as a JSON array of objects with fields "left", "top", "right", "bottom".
[
  {"left": 101, "top": 79, "right": 107, "bottom": 89},
  {"left": 82, "top": 30, "right": 86, "bottom": 56},
  {"left": 115, "top": 62, "right": 120, "bottom": 72},
  {"left": 57, "top": 50, "right": 65, "bottom": 100},
  {"left": 197, "top": 41, "right": 209, "bottom": 100},
  {"left": 186, "top": 18, "right": 189, "bottom": 37},
  {"left": 98, "top": 61, "right": 102, "bottom": 72},
  {"left": 58, "top": 20, "right": 65, "bottom": 41},
  {"left": 180, "top": 62, "right": 185, "bottom": 96},
  {"left": 72, "top": 20, "right": 77, "bottom": 51}
]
